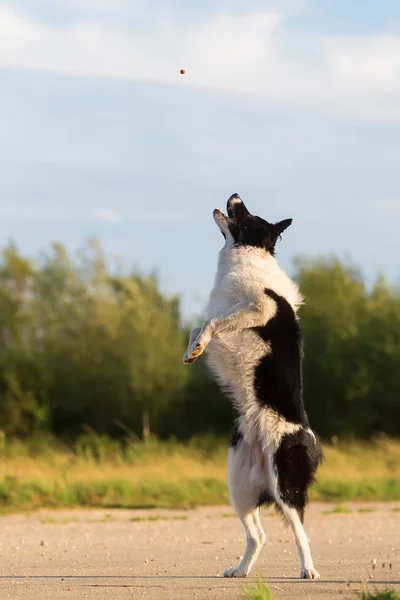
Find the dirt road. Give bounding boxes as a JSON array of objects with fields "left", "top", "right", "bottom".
[{"left": 1, "top": 503, "right": 399, "bottom": 599}]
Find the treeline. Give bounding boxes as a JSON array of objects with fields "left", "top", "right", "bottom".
[{"left": 0, "top": 240, "right": 399, "bottom": 440}]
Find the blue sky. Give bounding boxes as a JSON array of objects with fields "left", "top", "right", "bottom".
[{"left": 0, "top": 0, "right": 400, "bottom": 318}]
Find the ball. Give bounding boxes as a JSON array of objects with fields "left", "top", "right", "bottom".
[{"left": 180, "top": 69, "right": 186, "bottom": 75}]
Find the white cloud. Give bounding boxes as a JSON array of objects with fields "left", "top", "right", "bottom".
[
  {"left": 91, "top": 209, "right": 121, "bottom": 223},
  {"left": 1, "top": 4, "right": 400, "bottom": 119}
]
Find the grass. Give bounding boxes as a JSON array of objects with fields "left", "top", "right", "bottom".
[
  {"left": 0, "top": 434, "right": 399, "bottom": 512},
  {"left": 241, "top": 580, "right": 400, "bottom": 600},
  {"left": 241, "top": 579, "right": 400, "bottom": 600},
  {"left": 243, "top": 580, "right": 275, "bottom": 600},
  {"left": 129, "top": 515, "right": 188, "bottom": 522},
  {"left": 41, "top": 516, "right": 78, "bottom": 524},
  {"left": 322, "top": 504, "right": 351, "bottom": 514},
  {"left": 241, "top": 582, "right": 400, "bottom": 600},
  {"left": 359, "top": 591, "right": 400, "bottom": 600}
]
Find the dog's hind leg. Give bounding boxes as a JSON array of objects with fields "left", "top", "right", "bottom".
[
  {"left": 273, "top": 430, "right": 322, "bottom": 579},
  {"left": 223, "top": 441, "right": 267, "bottom": 578},
  {"left": 277, "top": 501, "right": 319, "bottom": 579}
]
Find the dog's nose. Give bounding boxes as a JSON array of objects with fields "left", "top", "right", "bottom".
[{"left": 213, "top": 208, "right": 227, "bottom": 220}]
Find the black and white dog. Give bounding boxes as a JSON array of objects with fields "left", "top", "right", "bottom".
[{"left": 183, "top": 194, "right": 322, "bottom": 579}]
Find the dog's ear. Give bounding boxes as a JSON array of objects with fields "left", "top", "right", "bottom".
[
  {"left": 275, "top": 219, "right": 292, "bottom": 235},
  {"left": 227, "top": 193, "right": 251, "bottom": 225}
]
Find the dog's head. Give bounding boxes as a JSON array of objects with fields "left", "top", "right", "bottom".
[{"left": 213, "top": 193, "right": 292, "bottom": 255}]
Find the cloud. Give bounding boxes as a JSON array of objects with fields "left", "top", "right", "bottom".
[
  {"left": 91, "top": 209, "right": 121, "bottom": 223},
  {"left": 1, "top": 4, "right": 400, "bottom": 120}
]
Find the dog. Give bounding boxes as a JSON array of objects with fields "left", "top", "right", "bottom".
[{"left": 183, "top": 193, "right": 322, "bottom": 579}]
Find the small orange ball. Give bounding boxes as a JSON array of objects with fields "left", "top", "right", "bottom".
[{"left": 180, "top": 69, "right": 186, "bottom": 75}]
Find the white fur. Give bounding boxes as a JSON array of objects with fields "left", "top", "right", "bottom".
[
  {"left": 224, "top": 445, "right": 267, "bottom": 577},
  {"left": 277, "top": 502, "right": 320, "bottom": 579}
]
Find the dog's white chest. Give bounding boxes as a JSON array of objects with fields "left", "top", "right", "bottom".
[{"left": 202, "top": 246, "right": 302, "bottom": 409}]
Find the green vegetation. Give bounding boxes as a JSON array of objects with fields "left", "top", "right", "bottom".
[
  {"left": 313, "top": 478, "right": 400, "bottom": 502},
  {"left": 359, "top": 591, "right": 400, "bottom": 600},
  {"left": 241, "top": 580, "right": 400, "bottom": 600},
  {"left": 241, "top": 582, "right": 400, "bottom": 600},
  {"left": 0, "top": 241, "right": 399, "bottom": 441},
  {"left": 296, "top": 256, "right": 400, "bottom": 439},
  {"left": 0, "top": 435, "right": 399, "bottom": 512},
  {"left": 243, "top": 580, "right": 275, "bottom": 600},
  {"left": 130, "top": 515, "right": 188, "bottom": 522},
  {"left": 0, "top": 241, "right": 399, "bottom": 510},
  {"left": 0, "top": 240, "right": 186, "bottom": 441},
  {"left": 322, "top": 505, "right": 351, "bottom": 514}
]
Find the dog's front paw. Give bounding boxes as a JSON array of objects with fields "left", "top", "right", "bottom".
[
  {"left": 183, "top": 342, "right": 205, "bottom": 365},
  {"left": 224, "top": 567, "right": 248, "bottom": 578},
  {"left": 301, "top": 567, "right": 320, "bottom": 579}
]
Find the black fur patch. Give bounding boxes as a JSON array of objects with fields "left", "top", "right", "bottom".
[
  {"left": 274, "top": 430, "right": 323, "bottom": 522},
  {"left": 231, "top": 422, "right": 243, "bottom": 448},
  {"left": 257, "top": 489, "right": 274, "bottom": 508},
  {"left": 229, "top": 217, "right": 282, "bottom": 254},
  {"left": 253, "top": 289, "right": 308, "bottom": 426}
]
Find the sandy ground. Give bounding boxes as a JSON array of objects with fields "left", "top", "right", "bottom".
[{"left": 0, "top": 503, "right": 399, "bottom": 600}]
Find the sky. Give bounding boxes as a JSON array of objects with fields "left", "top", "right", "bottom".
[{"left": 0, "top": 0, "right": 400, "bottom": 319}]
